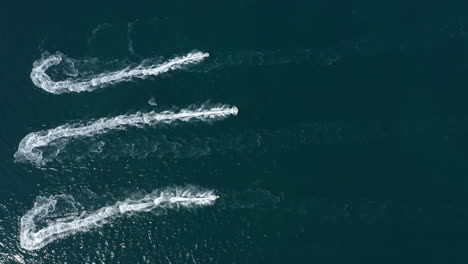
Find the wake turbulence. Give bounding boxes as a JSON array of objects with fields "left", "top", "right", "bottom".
[
  {"left": 14, "top": 105, "right": 239, "bottom": 165},
  {"left": 20, "top": 187, "right": 219, "bottom": 250},
  {"left": 30, "top": 51, "right": 209, "bottom": 94}
]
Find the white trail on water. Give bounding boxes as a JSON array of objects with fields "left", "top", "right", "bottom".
[
  {"left": 30, "top": 51, "right": 209, "bottom": 94},
  {"left": 20, "top": 186, "right": 218, "bottom": 251},
  {"left": 14, "top": 105, "right": 239, "bottom": 165}
]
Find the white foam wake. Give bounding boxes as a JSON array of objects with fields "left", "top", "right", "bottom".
[
  {"left": 20, "top": 187, "right": 218, "bottom": 251},
  {"left": 14, "top": 105, "right": 238, "bottom": 165},
  {"left": 30, "top": 51, "right": 209, "bottom": 94}
]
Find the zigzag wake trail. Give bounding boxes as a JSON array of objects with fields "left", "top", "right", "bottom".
[
  {"left": 31, "top": 51, "right": 209, "bottom": 94},
  {"left": 14, "top": 105, "right": 238, "bottom": 166},
  {"left": 20, "top": 186, "right": 218, "bottom": 251}
]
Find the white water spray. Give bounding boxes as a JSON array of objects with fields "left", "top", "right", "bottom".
[
  {"left": 20, "top": 187, "right": 218, "bottom": 251},
  {"left": 31, "top": 51, "right": 209, "bottom": 94},
  {"left": 14, "top": 105, "right": 238, "bottom": 165}
]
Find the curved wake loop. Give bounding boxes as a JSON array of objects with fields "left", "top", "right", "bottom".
[
  {"left": 20, "top": 186, "right": 218, "bottom": 251},
  {"left": 31, "top": 51, "right": 209, "bottom": 94},
  {"left": 14, "top": 104, "right": 238, "bottom": 166}
]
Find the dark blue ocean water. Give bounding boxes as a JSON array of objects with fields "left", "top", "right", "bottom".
[{"left": 1, "top": 1, "right": 468, "bottom": 263}]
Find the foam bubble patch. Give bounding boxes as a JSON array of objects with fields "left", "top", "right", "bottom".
[
  {"left": 30, "top": 51, "right": 209, "bottom": 94},
  {"left": 14, "top": 104, "right": 238, "bottom": 166},
  {"left": 20, "top": 186, "right": 218, "bottom": 251}
]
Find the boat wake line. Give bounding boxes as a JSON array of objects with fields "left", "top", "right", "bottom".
[
  {"left": 20, "top": 186, "right": 218, "bottom": 251},
  {"left": 31, "top": 51, "right": 209, "bottom": 94},
  {"left": 14, "top": 104, "right": 238, "bottom": 166},
  {"left": 20, "top": 46, "right": 240, "bottom": 254}
]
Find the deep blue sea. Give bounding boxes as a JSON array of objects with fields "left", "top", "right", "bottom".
[{"left": 1, "top": 1, "right": 468, "bottom": 263}]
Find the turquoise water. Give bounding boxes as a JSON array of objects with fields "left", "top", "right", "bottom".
[{"left": 1, "top": 1, "right": 468, "bottom": 263}]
